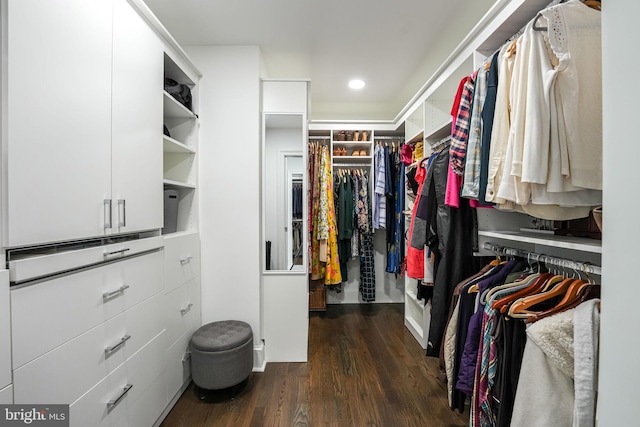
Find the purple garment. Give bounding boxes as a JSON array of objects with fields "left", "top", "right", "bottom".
[{"left": 455, "top": 260, "right": 519, "bottom": 395}]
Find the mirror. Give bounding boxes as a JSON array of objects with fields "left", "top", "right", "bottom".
[{"left": 263, "top": 113, "right": 306, "bottom": 272}]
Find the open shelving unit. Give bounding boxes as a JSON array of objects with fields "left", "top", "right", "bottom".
[
  {"left": 400, "top": 0, "right": 603, "bottom": 348},
  {"left": 163, "top": 53, "right": 199, "bottom": 236}
]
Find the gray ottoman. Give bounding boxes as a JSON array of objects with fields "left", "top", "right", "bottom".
[{"left": 190, "top": 320, "right": 253, "bottom": 390}]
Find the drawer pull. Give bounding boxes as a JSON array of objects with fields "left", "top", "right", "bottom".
[
  {"left": 118, "top": 199, "right": 126, "bottom": 228},
  {"left": 180, "top": 303, "right": 194, "bottom": 315},
  {"left": 102, "top": 284, "right": 130, "bottom": 301},
  {"left": 182, "top": 351, "right": 192, "bottom": 363},
  {"left": 104, "top": 248, "right": 131, "bottom": 258},
  {"left": 180, "top": 256, "right": 193, "bottom": 265},
  {"left": 107, "top": 384, "right": 133, "bottom": 412},
  {"left": 104, "top": 199, "right": 112, "bottom": 230},
  {"left": 104, "top": 334, "right": 131, "bottom": 357}
]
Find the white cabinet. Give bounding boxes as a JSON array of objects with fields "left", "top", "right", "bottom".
[
  {"left": 162, "top": 232, "right": 201, "bottom": 401},
  {"left": 3, "top": 0, "right": 163, "bottom": 247},
  {"left": 112, "top": 0, "right": 164, "bottom": 234},
  {"left": 11, "top": 250, "right": 164, "bottom": 369},
  {"left": 4, "top": 0, "right": 113, "bottom": 247}
]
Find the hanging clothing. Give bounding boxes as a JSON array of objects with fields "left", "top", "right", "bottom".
[
  {"left": 308, "top": 144, "right": 342, "bottom": 285},
  {"left": 373, "top": 144, "right": 387, "bottom": 230},
  {"left": 356, "top": 172, "right": 376, "bottom": 302},
  {"left": 336, "top": 173, "right": 354, "bottom": 282},
  {"left": 410, "top": 147, "right": 483, "bottom": 357},
  {"left": 477, "top": 51, "right": 500, "bottom": 205},
  {"left": 461, "top": 67, "right": 488, "bottom": 199},
  {"left": 309, "top": 144, "right": 323, "bottom": 280},
  {"left": 510, "top": 307, "right": 577, "bottom": 427},
  {"left": 405, "top": 158, "right": 429, "bottom": 279},
  {"left": 387, "top": 148, "right": 405, "bottom": 275},
  {"left": 318, "top": 146, "right": 342, "bottom": 285}
]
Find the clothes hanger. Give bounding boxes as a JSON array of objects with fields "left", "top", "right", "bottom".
[
  {"left": 508, "top": 276, "right": 575, "bottom": 318},
  {"left": 583, "top": 0, "right": 601, "bottom": 11},
  {"left": 492, "top": 272, "right": 552, "bottom": 313}
]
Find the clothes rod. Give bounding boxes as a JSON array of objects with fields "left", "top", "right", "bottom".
[
  {"left": 309, "top": 136, "right": 330, "bottom": 140},
  {"left": 333, "top": 163, "right": 372, "bottom": 168},
  {"left": 482, "top": 242, "right": 602, "bottom": 276},
  {"left": 374, "top": 136, "right": 405, "bottom": 140}
]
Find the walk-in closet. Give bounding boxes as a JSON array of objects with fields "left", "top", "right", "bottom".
[{"left": 0, "top": 0, "right": 635, "bottom": 425}]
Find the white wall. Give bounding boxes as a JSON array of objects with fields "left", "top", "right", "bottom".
[
  {"left": 184, "top": 46, "right": 263, "bottom": 345},
  {"left": 598, "top": 1, "right": 639, "bottom": 424}
]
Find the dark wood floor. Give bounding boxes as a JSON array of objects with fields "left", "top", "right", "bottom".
[{"left": 161, "top": 304, "right": 468, "bottom": 427}]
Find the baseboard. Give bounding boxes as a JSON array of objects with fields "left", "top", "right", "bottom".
[
  {"left": 152, "top": 376, "right": 192, "bottom": 427},
  {"left": 253, "top": 342, "right": 266, "bottom": 372}
]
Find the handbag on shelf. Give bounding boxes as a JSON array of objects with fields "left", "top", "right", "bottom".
[{"left": 164, "top": 78, "right": 193, "bottom": 111}]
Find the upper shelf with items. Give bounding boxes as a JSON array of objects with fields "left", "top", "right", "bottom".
[{"left": 331, "top": 129, "right": 374, "bottom": 164}]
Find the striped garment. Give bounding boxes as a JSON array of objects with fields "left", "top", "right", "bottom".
[
  {"left": 461, "top": 68, "right": 488, "bottom": 199},
  {"left": 449, "top": 76, "right": 475, "bottom": 176},
  {"left": 373, "top": 144, "right": 387, "bottom": 229}
]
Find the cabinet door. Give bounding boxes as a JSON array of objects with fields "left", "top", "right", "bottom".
[
  {"left": 111, "top": 0, "right": 164, "bottom": 234},
  {"left": 5, "top": 0, "right": 113, "bottom": 247},
  {"left": 0, "top": 271, "right": 10, "bottom": 389}
]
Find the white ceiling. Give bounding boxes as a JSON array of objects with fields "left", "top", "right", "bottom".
[{"left": 144, "top": 0, "right": 497, "bottom": 122}]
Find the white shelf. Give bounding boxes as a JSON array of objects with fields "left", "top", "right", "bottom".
[
  {"left": 424, "top": 120, "right": 452, "bottom": 143},
  {"left": 163, "top": 230, "right": 198, "bottom": 241},
  {"left": 163, "top": 136, "right": 196, "bottom": 154},
  {"left": 332, "top": 156, "right": 372, "bottom": 162},
  {"left": 331, "top": 141, "right": 372, "bottom": 147},
  {"left": 478, "top": 230, "right": 602, "bottom": 254},
  {"left": 164, "top": 53, "right": 195, "bottom": 87},
  {"left": 405, "top": 290, "right": 425, "bottom": 311},
  {"left": 163, "top": 179, "right": 196, "bottom": 190},
  {"left": 163, "top": 92, "right": 197, "bottom": 119},
  {"left": 406, "top": 130, "right": 424, "bottom": 145},
  {"left": 404, "top": 316, "right": 425, "bottom": 345}
]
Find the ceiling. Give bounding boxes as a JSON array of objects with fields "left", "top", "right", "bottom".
[{"left": 144, "top": 0, "right": 497, "bottom": 123}]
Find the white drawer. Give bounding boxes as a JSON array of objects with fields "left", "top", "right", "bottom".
[
  {"left": 0, "top": 384, "right": 12, "bottom": 404},
  {"left": 115, "top": 374, "right": 167, "bottom": 427},
  {"left": 11, "top": 250, "right": 164, "bottom": 368},
  {"left": 164, "top": 232, "right": 200, "bottom": 292},
  {"left": 164, "top": 276, "right": 200, "bottom": 347},
  {"left": 165, "top": 330, "right": 192, "bottom": 402},
  {"left": 9, "top": 236, "right": 163, "bottom": 285},
  {"left": 70, "top": 331, "right": 165, "bottom": 427},
  {"left": 13, "top": 293, "right": 164, "bottom": 405},
  {"left": 0, "top": 271, "right": 11, "bottom": 389}
]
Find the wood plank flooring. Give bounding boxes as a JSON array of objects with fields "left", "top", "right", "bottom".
[{"left": 161, "top": 304, "right": 468, "bottom": 427}]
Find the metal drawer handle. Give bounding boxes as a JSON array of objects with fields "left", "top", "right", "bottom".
[
  {"left": 182, "top": 351, "right": 192, "bottom": 363},
  {"left": 179, "top": 256, "right": 193, "bottom": 265},
  {"left": 104, "top": 335, "right": 131, "bottom": 357},
  {"left": 102, "top": 284, "right": 130, "bottom": 301},
  {"left": 104, "top": 248, "right": 131, "bottom": 258},
  {"left": 118, "top": 199, "right": 126, "bottom": 228},
  {"left": 104, "top": 199, "right": 112, "bottom": 230},
  {"left": 180, "top": 303, "right": 194, "bottom": 315},
  {"left": 107, "top": 384, "right": 133, "bottom": 412}
]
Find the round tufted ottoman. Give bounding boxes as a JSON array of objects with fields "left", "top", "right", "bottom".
[{"left": 190, "top": 320, "right": 253, "bottom": 391}]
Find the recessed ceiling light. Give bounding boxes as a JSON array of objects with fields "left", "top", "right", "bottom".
[{"left": 348, "top": 79, "right": 366, "bottom": 90}]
